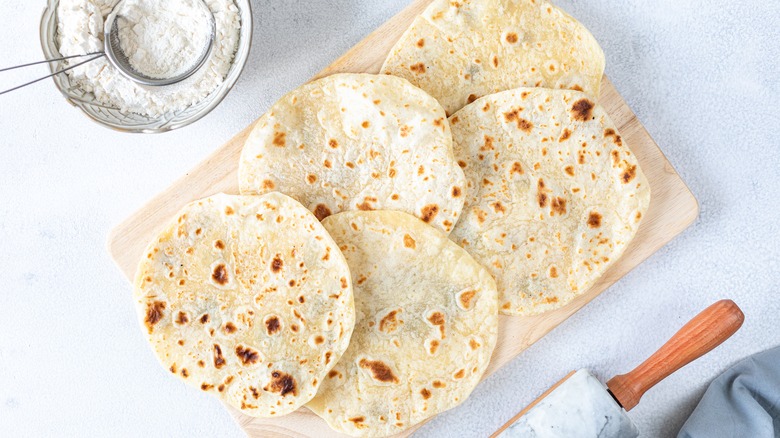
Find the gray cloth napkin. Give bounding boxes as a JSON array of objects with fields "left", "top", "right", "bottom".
[{"left": 678, "top": 346, "right": 780, "bottom": 438}]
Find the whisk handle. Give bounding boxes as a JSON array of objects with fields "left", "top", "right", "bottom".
[{"left": 0, "top": 52, "right": 104, "bottom": 96}]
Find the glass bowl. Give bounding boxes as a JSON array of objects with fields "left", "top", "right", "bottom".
[{"left": 40, "top": 0, "right": 253, "bottom": 133}]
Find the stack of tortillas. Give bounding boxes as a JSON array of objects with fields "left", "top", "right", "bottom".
[{"left": 131, "top": 0, "right": 650, "bottom": 436}]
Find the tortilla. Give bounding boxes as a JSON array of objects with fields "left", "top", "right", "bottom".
[
  {"left": 381, "top": 0, "right": 605, "bottom": 115},
  {"left": 449, "top": 88, "right": 650, "bottom": 316},
  {"left": 308, "top": 211, "right": 499, "bottom": 437},
  {"left": 239, "top": 73, "right": 466, "bottom": 234},
  {"left": 133, "top": 193, "right": 355, "bottom": 417}
]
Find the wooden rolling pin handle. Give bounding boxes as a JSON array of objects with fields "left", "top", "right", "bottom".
[{"left": 606, "top": 300, "right": 744, "bottom": 412}]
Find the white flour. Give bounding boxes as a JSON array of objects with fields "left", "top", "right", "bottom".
[
  {"left": 116, "top": 0, "right": 212, "bottom": 79},
  {"left": 57, "top": 0, "right": 240, "bottom": 116}
]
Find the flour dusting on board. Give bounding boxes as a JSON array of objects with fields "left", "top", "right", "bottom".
[{"left": 56, "top": 0, "right": 240, "bottom": 116}]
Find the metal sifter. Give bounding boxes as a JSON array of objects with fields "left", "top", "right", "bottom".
[{"left": 0, "top": 0, "right": 215, "bottom": 95}]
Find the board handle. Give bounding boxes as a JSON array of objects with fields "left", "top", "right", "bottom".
[{"left": 607, "top": 300, "right": 744, "bottom": 411}]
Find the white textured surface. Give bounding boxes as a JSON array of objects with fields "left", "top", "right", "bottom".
[{"left": 0, "top": 0, "right": 778, "bottom": 436}]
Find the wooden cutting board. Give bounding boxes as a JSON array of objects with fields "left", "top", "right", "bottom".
[{"left": 107, "top": 0, "right": 699, "bottom": 436}]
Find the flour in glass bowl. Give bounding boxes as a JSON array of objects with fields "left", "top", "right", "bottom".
[{"left": 56, "top": 0, "right": 240, "bottom": 117}]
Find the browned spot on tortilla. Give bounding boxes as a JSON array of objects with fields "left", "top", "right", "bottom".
[
  {"left": 359, "top": 359, "right": 399, "bottom": 383},
  {"left": 467, "top": 94, "right": 479, "bottom": 103},
  {"left": 559, "top": 129, "right": 572, "bottom": 142},
  {"left": 380, "top": 310, "right": 402, "bottom": 334},
  {"left": 235, "top": 345, "right": 260, "bottom": 365},
  {"left": 404, "top": 234, "right": 416, "bottom": 249},
  {"left": 362, "top": 121, "right": 370, "bottom": 128},
  {"left": 212, "top": 264, "right": 229, "bottom": 285},
  {"left": 492, "top": 55, "right": 499, "bottom": 67},
  {"left": 429, "top": 340, "right": 440, "bottom": 354},
  {"left": 201, "top": 383, "right": 213, "bottom": 391},
  {"left": 482, "top": 102, "right": 491, "bottom": 112},
  {"left": 621, "top": 165, "right": 638, "bottom": 183},
  {"left": 416, "top": 38, "right": 425, "bottom": 48},
  {"left": 492, "top": 202, "right": 506, "bottom": 214},
  {"left": 459, "top": 290, "right": 477, "bottom": 309},
  {"left": 328, "top": 139, "right": 338, "bottom": 149},
  {"left": 549, "top": 266, "right": 559, "bottom": 278},
  {"left": 349, "top": 417, "right": 367, "bottom": 429},
  {"left": 288, "top": 279, "right": 296, "bottom": 287},
  {"left": 313, "top": 204, "right": 332, "bottom": 221},
  {"left": 420, "top": 388, "right": 432, "bottom": 400},
  {"left": 197, "top": 360, "right": 205, "bottom": 367},
  {"left": 357, "top": 201, "right": 373, "bottom": 211},
  {"left": 180, "top": 368, "right": 189, "bottom": 378},
  {"left": 452, "top": 186, "right": 462, "bottom": 197},
  {"left": 307, "top": 174, "right": 317, "bottom": 184},
  {"left": 213, "top": 344, "right": 226, "bottom": 369},
  {"left": 457, "top": 160, "right": 467, "bottom": 169},
  {"left": 323, "top": 159, "right": 332, "bottom": 169},
  {"left": 175, "top": 311, "right": 188, "bottom": 325},
  {"left": 510, "top": 161, "right": 524, "bottom": 176},
  {"left": 636, "top": 212, "right": 643, "bottom": 222},
  {"left": 223, "top": 322, "right": 237, "bottom": 334},
  {"left": 421, "top": 204, "right": 439, "bottom": 223},
  {"left": 545, "top": 296, "right": 560, "bottom": 304},
  {"left": 169, "top": 364, "right": 177, "bottom": 374},
  {"left": 341, "top": 277, "right": 349, "bottom": 289},
  {"left": 571, "top": 99, "right": 595, "bottom": 121},
  {"left": 469, "top": 339, "right": 481, "bottom": 350},
  {"left": 325, "top": 351, "right": 333, "bottom": 364},
  {"left": 611, "top": 150, "right": 621, "bottom": 166},
  {"left": 551, "top": 197, "right": 567, "bottom": 216},
  {"left": 400, "top": 124, "right": 412, "bottom": 138},
  {"left": 433, "top": 118, "right": 444, "bottom": 128},
  {"left": 328, "top": 370, "right": 340, "bottom": 379},
  {"left": 481, "top": 135, "right": 495, "bottom": 151},
  {"left": 428, "top": 312, "right": 446, "bottom": 338},
  {"left": 312, "top": 335, "right": 324, "bottom": 345},
  {"left": 537, "top": 179, "right": 549, "bottom": 208},
  {"left": 265, "top": 316, "right": 280, "bottom": 335},
  {"left": 410, "top": 63, "right": 426, "bottom": 74},
  {"left": 291, "top": 324, "right": 299, "bottom": 332},
  {"left": 264, "top": 371, "right": 298, "bottom": 397},
  {"left": 506, "top": 32, "right": 518, "bottom": 43},
  {"left": 213, "top": 239, "right": 225, "bottom": 250},
  {"left": 389, "top": 168, "right": 397, "bottom": 178},
  {"left": 504, "top": 109, "right": 533, "bottom": 132},
  {"left": 565, "top": 165, "right": 575, "bottom": 176},
  {"left": 273, "top": 132, "right": 286, "bottom": 147},
  {"left": 200, "top": 314, "right": 210, "bottom": 324},
  {"left": 588, "top": 212, "right": 603, "bottom": 228},
  {"left": 433, "top": 380, "right": 446, "bottom": 388},
  {"left": 475, "top": 209, "right": 488, "bottom": 224},
  {"left": 345, "top": 161, "right": 356, "bottom": 169},
  {"left": 454, "top": 369, "right": 465, "bottom": 379},
  {"left": 271, "top": 255, "right": 283, "bottom": 273},
  {"left": 144, "top": 301, "right": 166, "bottom": 333}
]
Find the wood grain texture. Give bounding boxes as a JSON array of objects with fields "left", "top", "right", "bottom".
[
  {"left": 607, "top": 300, "right": 744, "bottom": 411},
  {"left": 106, "top": 0, "right": 700, "bottom": 436}
]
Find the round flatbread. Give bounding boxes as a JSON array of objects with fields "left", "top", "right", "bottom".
[
  {"left": 133, "top": 193, "right": 355, "bottom": 417},
  {"left": 381, "top": 0, "right": 605, "bottom": 115},
  {"left": 239, "top": 73, "right": 466, "bottom": 234},
  {"left": 449, "top": 88, "right": 650, "bottom": 316},
  {"left": 308, "top": 211, "right": 498, "bottom": 437}
]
